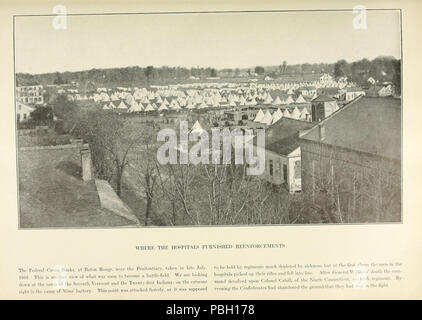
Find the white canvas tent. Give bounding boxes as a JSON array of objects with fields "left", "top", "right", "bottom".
[
  {"left": 264, "top": 93, "right": 273, "bottom": 105},
  {"left": 260, "top": 110, "right": 273, "bottom": 125},
  {"left": 285, "top": 95, "right": 294, "bottom": 105},
  {"left": 291, "top": 106, "right": 301, "bottom": 119},
  {"left": 295, "top": 94, "right": 306, "bottom": 104},
  {"left": 158, "top": 103, "right": 169, "bottom": 112},
  {"left": 299, "top": 107, "right": 310, "bottom": 120},
  {"left": 144, "top": 103, "right": 155, "bottom": 112},
  {"left": 254, "top": 109, "right": 265, "bottom": 122},
  {"left": 271, "top": 108, "right": 283, "bottom": 124},
  {"left": 117, "top": 101, "right": 128, "bottom": 110},
  {"left": 273, "top": 96, "right": 282, "bottom": 105},
  {"left": 190, "top": 120, "right": 206, "bottom": 134},
  {"left": 128, "top": 101, "right": 144, "bottom": 113},
  {"left": 283, "top": 108, "right": 291, "bottom": 118}
]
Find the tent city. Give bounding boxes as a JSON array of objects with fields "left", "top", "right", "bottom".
[{"left": 15, "top": 10, "right": 402, "bottom": 228}]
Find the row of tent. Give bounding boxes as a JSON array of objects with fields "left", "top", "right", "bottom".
[
  {"left": 253, "top": 107, "right": 311, "bottom": 125},
  {"left": 101, "top": 92, "right": 313, "bottom": 112}
]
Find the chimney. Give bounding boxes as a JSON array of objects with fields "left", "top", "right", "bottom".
[
  {"left": 318, "top": 123, "right": 326, "bottom": 141},
  {"left": 80, "top": 147, "right": 92, "bottom": 181}
]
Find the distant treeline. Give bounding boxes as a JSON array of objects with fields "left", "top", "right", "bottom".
[{"left": 16, "top": 56, "right": 400, "bottom": 92}]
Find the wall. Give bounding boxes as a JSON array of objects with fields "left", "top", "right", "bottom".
[{"left": 299, "top": 138, "right": 401, "bottom": 222}]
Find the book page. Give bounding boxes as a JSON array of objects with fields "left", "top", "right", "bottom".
[{"left": 0, "top": 0, "right": 421, "bottom": 300}]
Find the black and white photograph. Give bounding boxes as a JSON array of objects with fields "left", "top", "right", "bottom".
[{"left": 15, "top": 9, "right": 402, "bottom": 229}]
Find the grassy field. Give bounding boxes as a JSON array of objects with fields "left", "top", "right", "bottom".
[{"left": 18, "top": 146, "right": 135, "bottom": 228}]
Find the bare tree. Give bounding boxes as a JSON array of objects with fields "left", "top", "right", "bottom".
[{"left": 76, "top": 111, "right": 139, "bottom": 197}]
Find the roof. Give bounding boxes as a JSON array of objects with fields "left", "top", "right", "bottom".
[
  {"left": 345, "top": 87, "right": 364, "bottom": 92},
  {"left": 299, "top": 96, "right": 401, "bottom": 160},
  {"left": 312, "top": 94, "right": 336, "bottom": 102},
  {"left": 263, "top": 118, "right": 314, "bottom": 156},
  {"left": 318, "top": 87, "right": 339, "bottom": 95}
]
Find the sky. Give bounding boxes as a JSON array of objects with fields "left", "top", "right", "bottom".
[{"left": 14, "top": 10, "right": 402, "bottom": 74}]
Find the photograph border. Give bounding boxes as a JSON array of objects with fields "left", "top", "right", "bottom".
[{"left": 13, "top": 8, "right": 404, "bottom": 230}]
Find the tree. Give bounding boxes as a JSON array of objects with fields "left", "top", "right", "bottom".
[
  {"left": 144, "top": 66, "right": 155, "bottom": 83},
  {"left": 50, "top": 95, "right": 79, "bottom": 132},
  {"left": 210, "top": 68, "right": 217, "bottom": 77},
  {"left": 53, "top": 72, "right": 66, "bottom": 85},
  {"left": 76, "top": 111, "right": 139, "bottom": 197},
  {"left": 254, "top": 66, "right": 265, "bottom": 75},
  {"left": 127, "top": 126, "right": 161, "bottom": 225},
  {"left": 334, "top": 60, "right": 349, "bottom": 78},
  {"left": 30, "top": 106, "right": 54, "bottom": 124},
  {"left": 392, "top": 59, "right": 401, "bottom": 95},
  {"left": 282, "top": 60, "right": 287, "bottom": 73}
]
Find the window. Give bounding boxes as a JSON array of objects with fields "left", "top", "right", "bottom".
[
  {"left": 294, "top": 160, "right": 301, "bottom": 179},
  {"left": 283, "top": 164, "right": 287, "bottom": 183},
  {"left": 269, "top": 160, "right": 273, "bottom": 177}
]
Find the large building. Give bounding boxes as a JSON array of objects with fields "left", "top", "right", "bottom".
[
  {"left": 256, "top": 117, "right": 314, "bottom": 193},
  {"left": 16, "top": 101, "right": 35, "bottom": 122},
  {"left": 299, "top": 96, "right": 401, "bottom": 223},
  {"left": 16, "top": 85, "right": 44, "bottom": 105}
]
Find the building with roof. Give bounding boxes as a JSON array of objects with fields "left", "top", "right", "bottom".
[
  {"left": 339, "top": 87, "right": 366, "bottom": 101},
  {"left": 311, "top": 94, "right": 339, "bottom": 122},
  {"left": 16, "top": 85, "right": 44, "bottom": 105},
  {"left": 256, "top": 118, "right": 314, "bottom": 193},
  {"left": 298, "top": 96, "right": 401, "bottom": 223},
  {"left": 16, "top": 101, "right": 35, "bottom": 122}
]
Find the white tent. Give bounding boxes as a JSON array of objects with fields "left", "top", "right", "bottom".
[
  {"left": 285, "top": 95, "right": 294, "bottom": 105},
  {"left": 291, "top": 106, "right": 301, "bottom": 119},
  {"left": 229, "top": 99, "right": 237, "bottom": 107},
  {"left": 238, "top": 96, "right": 247, "bottom": 106},
  {"left": 108, "top": 101, "right": 117, "bottom": 109},
  {"left": 295, "top": 94, "right": 306, "bottom": 104},
  {"left": 299, "top": 107, "right": 310, "bottom": 120},
  {"left": 169, "top": 100, "right": 180, "bottom": 109},
  {"left": 260, "top": 110, "right": 273, "bottom": 125},
  {"left": 198, "top": 101, "right": 208, "bottom": 109},
  {"left": 254, "top": 109, "right": 265, "bottom": 122},
  {"left": 190, "top": 120, "right": 206, "bottom": 134},
  {"left": 264, "top": 93, "right": 273, "bottom": 105},
  {"left": 144, "top": 103, "right": 155, "bottom": 112},
  {"left": 271, "top": 108, "right": 283, "bottom": 124},
  {"left": 247, "top": 97, "right": 257, "bottom": 106},
  {"left": 128, "top": 101, "right": 144, "bottom": 113},
  {"left": 283, "top": 108, "right": 291, "bottom": 118},
  {"left": 117, "top": 101, "right": 128, "bottom": 110},
  {"left": 158, "top": 103, "right": 169, "bottom": 112},
  {"left": 186, "top": 101, "right": 195, "bottom": 109},
  {"left": 273, "top": 96, "right": 282, "bottom": 105}
]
